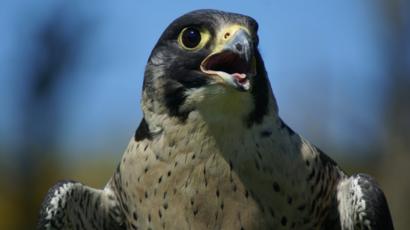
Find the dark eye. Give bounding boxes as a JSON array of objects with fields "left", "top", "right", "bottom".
[{"left": 181, "top": 27, "right": 201, "bottom": 49}]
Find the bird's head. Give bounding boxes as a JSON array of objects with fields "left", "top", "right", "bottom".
[{"left": 142, "top": 10, "right": 277, "bottom": 127}]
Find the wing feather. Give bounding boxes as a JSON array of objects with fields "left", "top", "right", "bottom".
[
  {"left": 337, "top": 174, "right": 394, "bottom": 230},
  {"left": 37, "top": 180, "right": 124, "bottom": 230}
]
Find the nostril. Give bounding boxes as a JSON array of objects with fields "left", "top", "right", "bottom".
[
  {"left": 224, "top": 32, "right": 230, "bottom": 39},
  {"left": 235, "top": 43, "right": 243, "bottom": 51}
]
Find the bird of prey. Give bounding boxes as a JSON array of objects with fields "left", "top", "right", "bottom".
[{"left": 38, "top": 9, "right": 394, "bottom": 230}]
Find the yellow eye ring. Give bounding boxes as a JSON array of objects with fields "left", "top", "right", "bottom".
[{"left": 178, "top": 27, "right": 210, "bottom": 51}]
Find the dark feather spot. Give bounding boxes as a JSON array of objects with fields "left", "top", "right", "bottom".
[
  {"left": 260, "top": 130, "right": 272, "bottom": 137},
  {"left": 232, "top": 184, "right": 237, "bottom": 192},
  {"left": 269, "top": 207, "right": 275, "bottom": 217},
  {"left": 281, "top": 216, "right": 287, "bottom": 226},
  {"left": 306, "top": 168, "right": 315, "bottom": 182},
  {"left": 229, "top": 160, "right": 233, "bottom": 170},
  {"left": 256, "top": 151, "right": 263, "bottom": 160},
  {"left": 254, "top": 159, "right": 260, "bottom": 170},
  {"left": 287, "top": 196, "right": 293, "bottom": 204},
  {"left": 272, "top": 182, "right": 280, "bottom": 192}
]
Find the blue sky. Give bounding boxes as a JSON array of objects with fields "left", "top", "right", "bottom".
[{"left": 0, "top": 1, "right": 395, "bottom": 161}]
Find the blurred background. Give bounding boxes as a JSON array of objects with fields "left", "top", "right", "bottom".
[{"left": 0, "top": 0, "right": 409, "bottom": 229}]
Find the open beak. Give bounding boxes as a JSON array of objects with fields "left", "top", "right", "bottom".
[{"left": 200, "top": 28, "right": 255, "bottom": 91}]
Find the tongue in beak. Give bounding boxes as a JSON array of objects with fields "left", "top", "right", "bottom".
[{"left": 200, "top": 51, "right": 252, "bottom": 91}]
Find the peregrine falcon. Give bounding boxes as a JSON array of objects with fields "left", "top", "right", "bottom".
[{"left": 37, "top": 9, "right": 394, "bottom": 230}]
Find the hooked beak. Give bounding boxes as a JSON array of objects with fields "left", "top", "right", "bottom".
[{"left": 200, "top": 28, "right": 255, "bottom": 91}]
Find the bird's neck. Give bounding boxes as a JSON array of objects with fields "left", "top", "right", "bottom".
[{"left": 147, "top": 107, "right": 313, "bottom": 174}]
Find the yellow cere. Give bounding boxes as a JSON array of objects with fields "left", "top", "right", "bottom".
[{"left": 212, "top": 24, "right": 251, "bottom": 53}]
